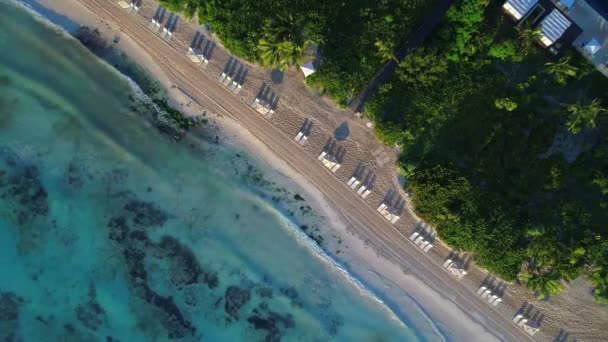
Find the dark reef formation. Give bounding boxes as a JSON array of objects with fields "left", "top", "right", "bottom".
[{"left": 75, "top": 287, "right": 108, "bottom": 331}]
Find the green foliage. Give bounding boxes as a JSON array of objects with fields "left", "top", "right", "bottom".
[
  {"left": 367, "top": 0, "right": 608, "bottom": 299},
  {"left": 494, "top": 97, "right": 518, "bottom": 111},
  {"left": 161, "top": 0, "right": 435, "bottom": 105},
  {"left": 526, "top": 273, "right": 565, "bottom": 300},
  {"left": 544, "top": 56, "right": 578, "bottom": 85},
  {"left": 445, "top": 0, "right": 488, "bottom": 61},
  {"left": 375, "top": 40, "right": 398, "bottom": 62},
  {"left": 397, "top": 48, "right": 448, "bottom": 87},
  {"left": 257, "top": 14, "right": 309, "bottom": 70},
  {"left": 488, "top": 40, "right": 521, "bottom": 62},
  {"left": 564, "top": 98, "right": 606, "bottom": 134},
  {"left": 518, "top": 26, "right": 542, "bottom": 56}
]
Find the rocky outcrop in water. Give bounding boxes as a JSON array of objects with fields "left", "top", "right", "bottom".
[
  {"left": 75, "top": 287, "right": 107, "bottom": 331},
  {"left": 247, "top": 302, "right": 295, "bottom": 342},
  {"left": 224, "top": 286, "right": 251, "bottom": 322}
]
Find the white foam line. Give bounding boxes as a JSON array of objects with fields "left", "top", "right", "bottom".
[{"left": 243, "top": 191, "right": 448, "bottom": 341}]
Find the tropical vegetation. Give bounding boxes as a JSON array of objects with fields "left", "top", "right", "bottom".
[
  {"left": 159, "top": 0, "right": 436, "bottom": 106},
  {"left": 365, "top": 0, "right": 608, "bottom": 302}
]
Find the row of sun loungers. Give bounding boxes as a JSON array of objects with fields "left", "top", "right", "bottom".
[
  {"left": 409, "top": 232, "right": 433, "bottom": 252},
  {"left": 128, "top": 14, "right": 549, "bottom": 335},
  {"left": 219, "top": 72, "right": 243, "bottom": 94},
  {"left": 377, "top": 203, "right": 400, "bottom": 224},
  {"left": 118, "top": 0, "right": 140, "bottom": 13},
  {"left": 251, "top": 97, "right": 274, "bottom": 118},
  {"left": 318, "top": 151, "right": 341, "bottom": 173},
  {"left": 186, "top": 47, "right": 210, "bottom": 68},
  {"left": 513, "top": 314, "right": 540, "bottom": 336},
  {"left": 441, "top": 258, "right": 467, "bottom": 279},
  {"left": 476, "top": 285, "right": 503, "bottom": 306},
  {"left": 346, "top": 176, "right": 371, "bottom": 198},
  {"left": 149, "top": 18, "right": 161, "bottom": 31}
]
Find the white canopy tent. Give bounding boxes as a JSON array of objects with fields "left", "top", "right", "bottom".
[
  {"left": 502, "top": 0, "right": 538, "bottom": 20},
  {"left": 539, "top": 10, "right": 572, "bottom": 47},
  {"left": 584, "top": 38, "right": 602, "bottom": 55},
  {"left": 300, "top": 61, "right": 316, "bottom": 77}
]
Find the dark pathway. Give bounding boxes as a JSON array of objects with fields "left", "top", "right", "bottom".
[{"left": 348, "top": 0, "right": 452, "bottom": 113}]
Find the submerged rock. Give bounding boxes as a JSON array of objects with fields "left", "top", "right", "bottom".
[
  {"left": 247, "top": 302, "right": 295, "bottom": 342},
  {"left": 75, "top": 287, "right": 107, "bottom": 331},
  {"left": 224, "top": 286, "right": 251, "bottom": 321},
  {"left": 124, "top": 200, "right": 168, "bottom": 227},
  {"left": 0, "top": 292, "right": 24, "bottom": 321}
]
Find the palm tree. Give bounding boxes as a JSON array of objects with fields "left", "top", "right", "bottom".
[
  {"left": 564, "top": 99, "right": 607, "bottom": 134},
  {"left": 374, "top": 40, "right": 398, "bottom": 62},
  {"left": 257, "top": 14, "right": 309, "bottom": 71},
  {"left": 518, "top": 27, "right": 542, "bottom": 56},
  {"left": 544, "top": 57, "right": 578, "bottom": 85},
  {"left": 526, "top": 272, "right": 565, "bottom": 300}
]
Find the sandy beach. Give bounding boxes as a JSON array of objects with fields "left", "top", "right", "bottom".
[{"left": 17, "top": 0, "right": 608, "bottom": 340}]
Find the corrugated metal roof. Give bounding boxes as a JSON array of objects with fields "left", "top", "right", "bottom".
[
  {"left": 540, "top": 10, "right": 572, "bottom": 46},
  {"left": 504, "top": 0, "right": 538, "bottom": 20}
]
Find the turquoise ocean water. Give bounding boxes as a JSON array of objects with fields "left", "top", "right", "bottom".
[{"left": 0, "top": 2, "right": 423, "bottom": 341}]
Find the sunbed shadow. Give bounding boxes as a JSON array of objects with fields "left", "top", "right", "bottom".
[
  {"left": 239, "top": 68, "right": 249, "bottom": 84},
  {"left": 554, "top": 329, "right": 570, "bottom": 342},
  {"left": 203, "top": 40, "right": 215, "bottom": 60},
  {"left": 234, "top": 64, "right": 245, "bottom": 84},
  {"left": 170, "top": 15, "right": 179, "bottom": 32},
  {"left": 157, "top": 7, "right": 166, "bottom": 24},
  {"left": 190, "top": 31, "right": 202, "bottom": 49},
  {"left": 224, "top": 56, "right": 234, "bottom": 73}
]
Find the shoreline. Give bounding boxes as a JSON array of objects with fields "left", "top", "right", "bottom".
[
  {"left": 15, "top": 0, "right": 608, "bottom": 341},
  {"left": 16, "top": 0, "right": 496, "bottom": 339}
]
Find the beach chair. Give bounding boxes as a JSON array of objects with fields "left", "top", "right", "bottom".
[
  {"left": 477, "top": 286, "right": 487, "bottom": 295},
  {"left": 457, "top": 270, "right": 467, "bottom": 280},
  {"left": 414, "top": 236, "right": 424, "bottom": 245},
  {"left": 118, "top": 0, "right": 131, "bottom": 9},
  {"left": 350, "top": 180, "right": 360, "bottom": 190},
  {"left": 295, "top": 132, "right": 304, "bottom": 142},
  {"left": 390, "top": 215, "right": 400, "bottom": 224},
  {"left": 229, "top": 81, "right": 238, "bottom": 91},
  {"left": 347, "top": 177, "right": 356, "bottom": 186},
  {"left": 131, "top": 3, "right": 140, "bottom": 13},
  {"left": 377, "top": 203, "right": 387, "bottom": 212},
  {"left": 518, "top": 318, "right": 528, "bottom": 327},
  {"left": 423, "top": 244, "right": 433, "bottom": 253},
  {"left": 356, "top": 185, "right": 366, "bottom": 195},
  {"left": 161, "top": 27, "right": 169, "bottom": 38},
  {"left": 420, "top": 241, "right": 429, "bottom": 249},
  {"left": 410, "top": 232, "right": 420, "bottom": 241},
  {"left": 202, "top": 57, "right": 210, "bottom": 68},
  {"left": 166, "top": 30, "right": 173, "bottom": 41},
  {"left": 149, "top": 18, "right": 157, "bottom": 29},
  {"left": 488, "top": 295, "right": 498, "bottom": 304},
  {"left": 361, "top": 189, "right": 371, "bottom": 198},
  {"left": 318, "top": 151, "right": 327, "bottom": 161},
  {"left": 299, "top": 135, "right": 308, "bottom": 145},
  {"left": 442, "top": 258, "right": 452, "bottom": 267},
  {"left": 331, "top": 164, "right": 341, "bottom": 172},
  {"left": 492, "top": 298, "right": 502, "bottom": 306},
  {"left": 223, "top": 76, "right": 232, "bottom": 86},
  {"left": 481, "top": 290, "right": 492, "bottom": 299},
  {"left": 513, "top": 314, "right": 523, "bottom": 324},
  {"left": 234, "top": 84, "right": 242, "bottom": 94},
  {"left": 219, "top": 72, "right": 227, "bottom": 82}
]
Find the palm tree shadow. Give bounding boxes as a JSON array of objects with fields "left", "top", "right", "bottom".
[{"left": 271, "top": 69, "right": 284, "bottom": 84}]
